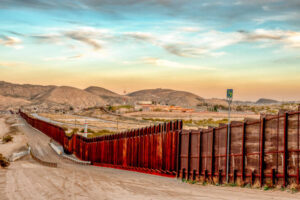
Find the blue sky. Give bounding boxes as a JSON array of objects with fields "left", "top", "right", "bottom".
[{"left": 0, "top": 0, "right": 300, "bottom": 100}]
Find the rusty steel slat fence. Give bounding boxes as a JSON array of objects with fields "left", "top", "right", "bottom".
[
  {"left": 19, "top": 109, "right": 300, "bottom": 187},
  {"left": 178, "top": 111, "right": 300, "bottom": 187},
  {"left": 19, "top": 111, "right": 181, "bottom": 177}
]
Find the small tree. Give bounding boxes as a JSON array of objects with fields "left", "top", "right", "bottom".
[{"left": 213, "top": 105, "right": 218, "bottom": 112}]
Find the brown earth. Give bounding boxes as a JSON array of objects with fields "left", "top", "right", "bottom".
[
  {"left": 85, "top": 86, "right": 133, "bottom": 105},
  {"left": 34, "top": 86, "right": 107, "bottom": 109},
  {"left": 124, "top": 111, "right": 260, "bottom": 121},
  {"left": 0, "top": 95, "right": 31, "bottom": 110},
  {"left": 0, "top": 81, "right": 55, "bottom": 100},
  {"left": 0, "top": 116, "right": 28, "bottom": 158},
  {"left": 127, "top": 88, "right": 204, "bottom": 108}
]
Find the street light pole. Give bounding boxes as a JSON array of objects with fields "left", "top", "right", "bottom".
[{"left": 226, "top": 89, "right": 233, "bottom": 183}]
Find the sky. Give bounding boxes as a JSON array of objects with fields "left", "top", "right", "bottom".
[{"left": 0, "top": 0, "right": 300, "bottom": 101}]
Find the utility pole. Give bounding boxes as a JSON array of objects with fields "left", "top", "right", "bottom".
[
  {"left": 116, "top": 117, "right": 119, "bottom": 131},
  {"left": 226, "top": 89, "right": 233, "bottom": 183},
  {"left": 84, "top": 120, "right": 88, "bottom": 137}
]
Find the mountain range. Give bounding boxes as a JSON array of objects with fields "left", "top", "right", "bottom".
[{"left": 0, "top": 81, "right": 283, "bottom": 111}]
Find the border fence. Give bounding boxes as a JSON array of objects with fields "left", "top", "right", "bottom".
[
  {"left": 20, "top": 111, "right": 181, "bottom": 177},
  {"left": 19, "top": 109, "right": 300, "bottom": 187}
]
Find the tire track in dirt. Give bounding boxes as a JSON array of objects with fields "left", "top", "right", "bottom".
[{"left": 0, "top": 170, "right": 9, "bottom": 200}]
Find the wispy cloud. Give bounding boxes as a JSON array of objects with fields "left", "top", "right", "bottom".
[
  {"left": 239, "top": 29, "right": 300, "bottom": 48},
  {"left": 0, "top": 36, "right": 23, "bottom": 49},
  {"left": 177, "top": 26, "right": 202, "bottom": 33},
  {"left": 253, "top": 12, "right": 299, "bottom": 24},
  {"left": 19, "top": 25, "right": 300, "bottom": 60},
  {"left": 124, "top": 30, "right": 239, "bottom": 57}
]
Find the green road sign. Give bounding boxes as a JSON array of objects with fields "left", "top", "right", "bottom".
[{"left": 227, "top": 89, "right": 233, "bottom": 99}]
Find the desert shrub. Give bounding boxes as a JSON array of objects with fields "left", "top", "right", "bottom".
[
  {"left": 87, "top": 128, "right": 95, "bottom": 133},
  {"left": 2, "top": 135, "right": 13, "bottom": 143},
  {"left": 88, "top": 129, "right": 115, "bottom": 138},
  {"left": 107, "top": 105, "right": 133, "bottom": 112},
  {"left": 71, "top": 128, "right": 79, "bottom": 134},
  {"left": 0, "top": 154, "right": 10, "bottom": 168}
]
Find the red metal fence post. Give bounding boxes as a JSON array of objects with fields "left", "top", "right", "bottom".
[
  {"left": 283, "top": 113, "right": 288, "bottom": 187},
  {"left": 198, "top": 130, "right": 202, "bottom": 180},
  {"left": 241, "top": 122, "right": 246, "bottom": 183},
  {"left": 260, "top": 117, "right": 265, "bottom": 187},
  {"left": 211, "top": 128, "right": 215, "bottom": 182},
  {"left": 186, "top": 130, "right": 191, "bottom": 180},
  {"left": 297, "top": 107, "right": 300, "bottom": 185},
  {"left": 176, "top": 129, "right": 182, "bottom": 178}
]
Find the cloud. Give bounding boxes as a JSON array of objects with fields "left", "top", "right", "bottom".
[
  {"left": 253, "top": 12, "right": 299, "bottom": 24},
  {"left": 64, "top": 32, "right": 102, "bottom": 50},
  {"left": 23, "top": 25, "right": 300, "bottom": 60},
  {"left": 178, "top": 27, "right": 202, "bottom": 33},
  {"left": 30, "top": 27, "right": 110, "bottom": 51},
  {"left": 141, "top": 57, "right": 216, "bottom": 70},
  {"left": 0, "top": 36, "right": 23, "bottom": 49},
  {"left": 239, "top": 29, "right": 300, "bottom": 48},
  {"left": 32, "top": 34, "right": 62, "bottom": 44},
  {"left": 2, "top": 0, "right": 300, "bottom": 29},
  {"left": 163, "top": 44, "right": 208, "bottom": 57},
  {"left": 123, "top": 30, "right": 238, "bottom": 57}
]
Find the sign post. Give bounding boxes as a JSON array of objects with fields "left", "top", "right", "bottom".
[
  {"left": 226, "top": 89, "right": 233, "bottom": 183},
  {"left": 84, "top": 120, "right": 88, "bottom": 137}
]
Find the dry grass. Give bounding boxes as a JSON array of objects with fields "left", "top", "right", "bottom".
[
  {"left": 0, "top": 153, "right": 10, "bottom": 168},
  {"left": 2, "top": 134, "right": 13, "bottom": 143}
]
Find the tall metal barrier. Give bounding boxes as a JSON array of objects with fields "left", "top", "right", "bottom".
[
  {"left": 178, "top": 111, "right": 300, "bottom": 187},
  {"left": 19, "top": 111, "right": 181, "bottom": 177},
  {"left": 20, "top": 110, "right": 300, "bottom": 187}
]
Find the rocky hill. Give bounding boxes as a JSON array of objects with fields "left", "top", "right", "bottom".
[
  {"left": 0, "top": 81, "right": 55, "bottom": 100},
  {"left": 84, "top": 86, "right": 132, "bottom": 105},
  {"left": 127, "top": 88, "right": 204, "bottom": 108},
  {"left": 85, "top": 86, "right": 120, "bottom": 97},
  {"left": 34, "top": 86, "right": 107, "bottom": 109},
  {"left": 0, "top": 95, "right": 31, "bottom": 109},
  {"left": 256, "top": 98, "right": 279, "bottom": 104}
]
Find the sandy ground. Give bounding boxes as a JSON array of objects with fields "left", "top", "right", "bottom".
[
  {"left": 0, "top": 114, "right": 300, "bottom": 200},
  {"left": 0, "top": 118, "right": 9, "bottom": 138},
  {"left": 38, "top": 113, "right": 151, "bottom": 132},
  {"left": 124, "top": 111, "right": 260, "bottom": 121},
  {"left": 2, "top": 159, "right": 300, "bottom": 200},
  {"left": 0, "top": 116, "right": 28, "bottom": 158},
  {"left": 37, "top": 110, "right": 260, "bottom": 134}
]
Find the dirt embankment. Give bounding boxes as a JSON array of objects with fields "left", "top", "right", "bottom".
[{"left": 0, "top": 115, "right": 28, "bottom": 158}]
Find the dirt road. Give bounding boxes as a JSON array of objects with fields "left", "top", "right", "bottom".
[{"left": 0, "top": 115, "right": 300, "bottom": 200}]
